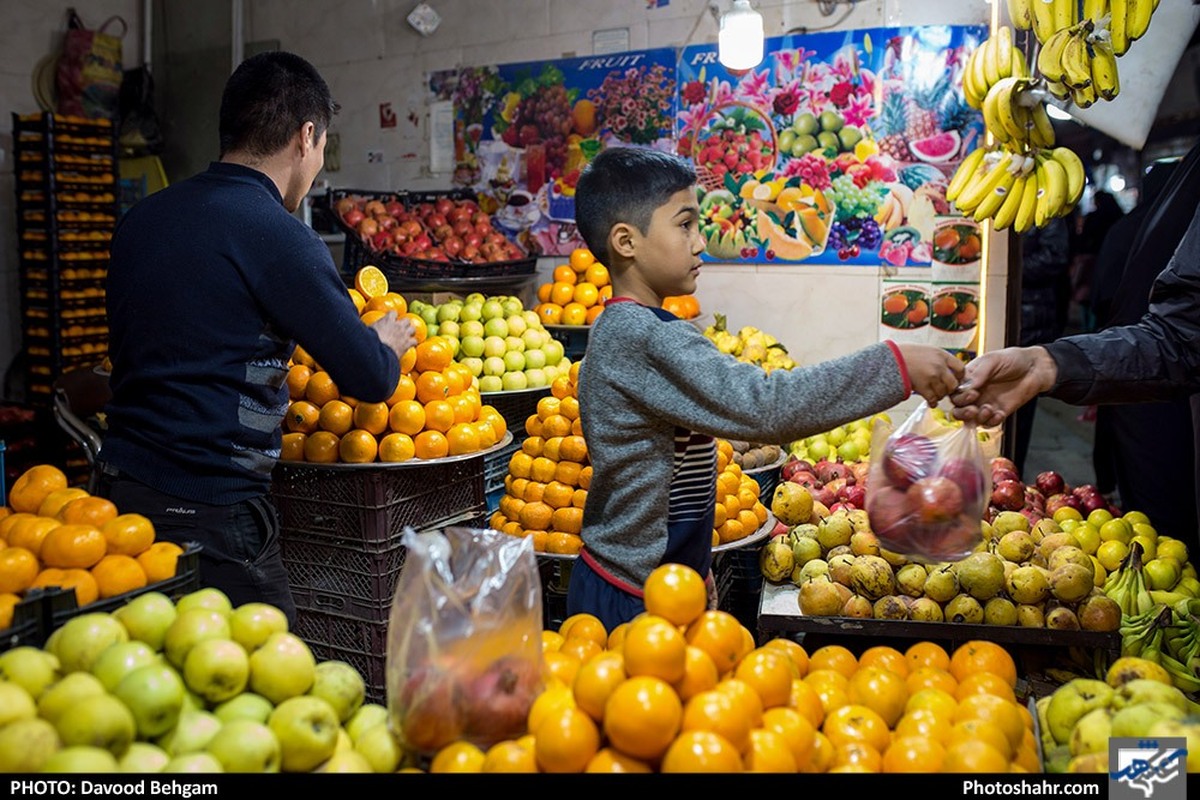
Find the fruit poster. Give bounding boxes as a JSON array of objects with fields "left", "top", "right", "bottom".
[
  {"left": 678, "top": 24, "right": 985, "bottom": 265},
  {"left": 446, "top": 49, "right": 679, "bottom": 256}
]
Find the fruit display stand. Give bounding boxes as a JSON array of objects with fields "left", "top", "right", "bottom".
[
  {"left": 482, "top": 386, "right": 551, "bottom": 510},
  {"left": 270, "top": 436, "right": 507, "bottom": 703}
]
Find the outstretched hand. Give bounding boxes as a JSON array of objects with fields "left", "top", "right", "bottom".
[
  {"left": 898, "top": 344, "right": 966, "bottom": 407},
  {"left": 950, "top": 346, "right": 1059, "bottom": 426},
  {"left": 370, "top": 311, "right": 418, "bottom": 361}
]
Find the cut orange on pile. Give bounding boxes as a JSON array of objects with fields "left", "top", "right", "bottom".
[{"left": 354, "top": 265, "right": 389, "bottom": 299}]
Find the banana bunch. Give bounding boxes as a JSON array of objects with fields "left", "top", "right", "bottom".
[
  {"left": 1008, "top": 0, "right": 1079, "bottom": 44},
  {"left": 1160, "top": 598, "right": 1200, "bottom": 693},
  {"left": 1104, "top": 540, "right": 1157, "bottom": 617},
  {"left": 981, "top": 76, "right": 1056, "bottom": 150},
  {"left": 962, "top": 25, "right": 1030, "bottom": 110},
  {"left": 1118, "top": 604, "right": 1170, "bottom": 659},
  {"left": 946, "top": 145, "right": 1085, "bottom": 232},
  {"left": 702, "top": 314, "right": 797, "bottom": 372},
  {"left": 1037, "top": 19, "right": 1120, "bottom": 109}
]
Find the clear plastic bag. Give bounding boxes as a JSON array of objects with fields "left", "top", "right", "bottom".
[
  {"left": 386, "top": 525, "right": 544, "bottom": 756},
  {"left": 865, "top": 404, "right": 988, "bottom": 562}
]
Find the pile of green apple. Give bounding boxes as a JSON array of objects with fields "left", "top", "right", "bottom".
[
  {"left": 0, "top": 587, "right": 405, "bottom": 773},
  {"left": 787, "top": 413, "right": 885, "bottom": 465},
  {"left": 414, "top": 293, "right": 572, "bottom": 392}
]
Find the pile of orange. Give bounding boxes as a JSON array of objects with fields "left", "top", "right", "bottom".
[
  {"left": 0, "top": 464, "right": 183, "bottom": 625},
  {"left": 488, "top": 365, "right": 589, "bottom": 555},
  {"left": 420, "top": 569, "right": 1036, "bottom": 775},
  {"left": 534, "top": 248, "right": 611, "bottom": 327},
  {"left": 713, "top": 440, "right": 769, "bottom": 546},
  {"left": 282, "top": 267, "right": 508, "bottom": 463}
]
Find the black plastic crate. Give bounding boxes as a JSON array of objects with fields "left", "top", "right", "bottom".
[
  {"left": 545, "top": 324, "right": 589, "bottom": 360},
  {"left": 484, "top": 435, "right": 523, "bottom": 496},
  {"left": 713, "top": 547, "right": 762, "bottom": 632},
  {"left": 482, "top": 386, "right": 550, "bottom": 443},
  {"left": 538, "top": 557, "right": 572, "bottom": 632},
  {"left": 292, "top": 607, "right": 389, "bottom": 705},
  {"left": 0, "top": 591, "right": 50, "bottom": 652},
  {"left": 270, "top": 456, "right": 486, "bottom": 551}
]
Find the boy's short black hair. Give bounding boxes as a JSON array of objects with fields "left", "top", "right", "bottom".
[
  {"left": 575, "top": 147, "right": 697, "bottom": 265},
  {"left": 219, "top": 51, "right": 339, "bottom": 158}
]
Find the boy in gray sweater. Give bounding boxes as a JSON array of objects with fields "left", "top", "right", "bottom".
[{"left": 568, "top": 147, "right": 965, "bottom": 630}]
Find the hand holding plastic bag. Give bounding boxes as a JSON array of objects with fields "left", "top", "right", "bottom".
[
  {"left": 386, "top": 525, "right": 543, "bottom": 756},
  {"left": 865, "top": 404, "right": 988, "bottom": 562}
]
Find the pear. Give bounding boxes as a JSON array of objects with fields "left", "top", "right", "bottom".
[
  {"left": 923, "top": 567, "right": 959, "bottom": 603},
  {"left": 1068, "top": 706, "right": 1113, "bottom": 756},
  {"left": 849, "top": 555, "right": 894, "bottom": 600},
  {"left": 797, "top": 578, "right": 843, "bottom": 616},
  {"left": 771, "top": 482, "right": 813, "bottom": 526},
  {"left": 1017, "top": 603, "right": 1046, "bottom": 627},
  {"left": 1066, "top": 752, "right": 1109, "bottom": 773},
  {"left": 1110, "top": 702, "right": 1186, "bottom": 738},
  {"left": 944, "top": 594, "right": 984, "bottom": 623},
  {"left": 1045, "top": 679, "right": 1115, "bottom": 745},
  {"left": 1146, "top": 718, "right": 1200, "bottom": 772},
  {"left": 1111, "top": 678, "right": 1188, "bottom": 712}
]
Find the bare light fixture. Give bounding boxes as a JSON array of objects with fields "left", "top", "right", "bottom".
[{"left": 718, "top": 0, "right": 764, "bottom": 70}]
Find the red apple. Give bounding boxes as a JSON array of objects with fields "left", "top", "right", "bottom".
[
  {"left": 906, "top": 476, "right": 965, "bottom": 523},
  {"left": 880, "top": 432, "right": 938, "bottom": 488},
  {"left": 990, "top": 456, "right": 1018, "bottom": 474},
  {"left": 991, "top": 467, "right": 1021, "bottom": 486}
]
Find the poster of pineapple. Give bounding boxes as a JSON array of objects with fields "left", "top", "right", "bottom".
[{"left": 677, "top": 24, "right": 986, "bottom": 266}]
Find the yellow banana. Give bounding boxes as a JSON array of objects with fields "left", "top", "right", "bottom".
[
  {"left": 1062, "top": 30, "right": 1094, "bottom": 90},
  {"left": 1008, "top": 0, "right": 1034, "bottom": 29},
  {"left": 1013, "top": 47, "right": 1030, "bottom": 79},
  {"left": 1090, "top": 38, "right": 1120, "bottom": 100},
  {"left": 992, "top": 172, "right": 1028, "bottom": 230},
  {"left": 946, "top": 146, "right": 989, "bottom": 203},
  {"left": 972, "top": 36, "right": 992, "bottom": 100},
  {"left": 1045, "top": 79, "right": 1071, "bottom": 100},
  {"left": 1110, "top": 0, "right": 1130, "bottom": 54},
  {"left": 1035, "top": 155, "right": 1067, "bottom": 226},
  {"left": 1031, "top": 0, "right": 1058, "bottom": 43},
  {"left": 1029, "top": 101, "right": 1056, "bottom": 148},
  {"left": 1052, "top": 0, "right": 1078, "bottom": 33},
  {"left": 1014, "top": 167, "right": 1040, "bottom": 233},
  {"left": 962, "top": 49, "right": 984, "bottom": 109},
  {"left": 982, "top": 82, "right": 1011, "bottom": 144},
  {"left": 1052, "top": 146, "right": 1087, "bottom": 206},
  {"left": 973, "top": 158, "right": 1020, "bottom": 222},
  {"left": 983, "top": 34, "right": 1002, "bottom": 86},
  {"left": 1127, "top": 0, "right": 1154, "bottom": 42},
  {"left": 1083, "top": 0, "right": 1109, "bottom": 24},
  {"left": 958, "top": 151, "right": 1013, "bottom": 214},
  {"left": 1071, "top": 79, "right": 1098, "bottom": 109},
  {"left": 988, "top": 78, "right": 1023, "bottom": 144},
  {"left": 996, "top": 26, "right": 1014, "bottom": 78},
  {"left": 1037, "top": 27, "right": 1072, "bottom": 84}
]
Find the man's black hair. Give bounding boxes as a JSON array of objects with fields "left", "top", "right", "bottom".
[{"left": 219, "top": 51, "right": 339, "bottom": 158}]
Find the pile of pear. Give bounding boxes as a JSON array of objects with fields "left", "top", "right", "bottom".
[
  {"left": 1036, "top": 655, "right": 1200, "bottom": 774},
  {"left": 702, "top": 313, "right": 797, "bottom": 373},
  {"left": 0, "top": 587, "right": 407, "bottom": 774}
]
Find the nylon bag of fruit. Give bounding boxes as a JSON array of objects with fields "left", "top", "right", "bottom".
[
  {"left": 386, "top": 525, "right": 544, "bottom": 756},
  {"left": 865, "top": 404, "right": 988, "bottom": 562}
]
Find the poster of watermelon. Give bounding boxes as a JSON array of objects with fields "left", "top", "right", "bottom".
[
  {"left": 677, "top": 24, "right": 985, "bottom": 266},
  {"left": 448, "top": 49, "right": 678, "bottom": 256}
]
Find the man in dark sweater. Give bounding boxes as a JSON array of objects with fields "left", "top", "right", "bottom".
[{"left": 96, "top": 52, "right": 415, "bottom": 620}]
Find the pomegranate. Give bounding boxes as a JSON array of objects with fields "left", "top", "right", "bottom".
[
  {"left": 781, "top": 458, "right": 814, "bottom": 482},
  {"left": 990, "top": 479, "right": 1025, "bottom": 511},
  {"left": 879, "top": 432, "right": 938, "bottom": 489},
  {"left": 1034, "top": 470, "right": 1066, "bottom": 497},
  {"left": 937, "top": 457, "right": 986, "bottom": 507},
  {"left": 461, "top": 656, "right": 541, "bottom": 746},
  {"left": 342, "top": 208, "right": 365, "bottom": 228},
  {"left": 907, "top": 475, "right": 965, "bottom": 523},
  {"left": 866, "top": 485, "right": 915, "bottom": 549},
  {"left": 395, "top": 665, "right": 466, "bottom": 754}
]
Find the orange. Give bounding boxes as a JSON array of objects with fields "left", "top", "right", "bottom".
[
  {"left": 734, "top": 648, "right": 795, "bottom": 710},
  {"left": 584, "top": 263, "right": 609, "bottom": 287},
  {"left": 383, "top": 291, "right": 408, "bottom": 316},
  {"left": 100, "top": 513, "right": 155, "bottom": 557},
  {"left": 584, "top": 747, "right": 653, "bottom": 773},
  {"left": 622, "top": 615, "right": 687, "bottom": 683},
  {"left": 478, "top": 405, "right": 507, "bottom": 438},
  {"left": 429, "top": 741, "right": 486, "bottom": 773},
  {"left": 788, "top": 678, "right": 826, "bottom": 729},
  {"left": 388, "top": 400, "right": 426, "bottom": 436},
  {"left": 413, "top": 430, "right": 449, "bottom": 460},
  {"left": 537, "top": 303, "right": 563, "bottom": 325},
  {"left": 572, "top": 650, "right": 626, "bottom": 722},
  {"left": 893, "top": 707, "right": 954, "bottom": 744},
  {"left": 550, "top": 281, "right": 575, "bottom": 307},
  {"left": 0, "top": 512, "right": 36, "bottom": 542},
  {"left": 527, "top": 681, "right": 576, "bottom": 733},
  {"left": 559, "top": 613, "right": 608, "bottom": 649},
  {"left": 643, "top": 563, "right": 708, "bottom": 627},
  {"left": 543, "top": 650, "right": 583, "bottom": 687},
  {"left": 568, "top": 247, "right": 595, "bottom": 273},
  {"left": 422, "top": 400, "right": 456, "bottom": 434},
  {"left": 386, "top": 374, "right": 417, "bottom": 405},
  {"left": 90, "top": 554, "right": 148, "bottom": 599},
  {"left": 673, "top": 645, "right": 720, "bottom": 703},
  {"left": 830, "top": 741, "right": 881, "bottom": 773},
  {"left": 530, "top": 457, "right": 558, "bottom": 483},
  {"left": 352, "top": 402, "right": 390, "bottom": 436},
  {"left": 5, "top": 516, "right": 61, "bottom": 557},
  {"left": 953, "top": 692, "right": 1025, "bottom": 751},
  {"left": 473, "top": 420, "right": 498, "bottom": 448},
  {"left": 415, "top": 370, "right": 450, "bottom": 404},
  {"left": 954, "top": 671, "right": 1018, "bottom": 704},
  {"left": 602, "top": 676, "right": 683, "bottom": 762},
  {"left": 857, "top": 645, "right": 909, "bottom": 678},
  {"left": 399, "top": 346, "right": 417, "bottom": 374},
  {"left": 414, "top": 337, "right": 454, "bottom": 373},
  {"left": 281, "top": 432, "right": 307, "bottom": 461},
  {"left": 533, "top": 705, "right": 601, "bottom": 773},
  {"left": 950, "top": 717, "right": 1013, "bottom": 759},
  {"left": 354, "top": 265, "right": 389, "bottom": 299},
  {"left": 303, "top": 430, "right": 340, "bottom": 463},
  {"left": 291, "top": 344, "right": 316, "bottom": 368},
  {"left": 285, "top": 364, "right": 311, "bottom": 400},
  {"left": 905, "top": 641, "right": 951, "bottom": 673},
  {"left": 685, "top": 610, "right": 745, "bottom": 675},
  {"left": 557, "top": 635, "right": 601, "bottom": 666},
  {"left": 519, "top": 501, "right": 553, "bottom": 532},
  {"left": 715, "top": 677, "right": 764, "bottom": 729},
  {"left": 680, "top": 688, "right": 753, "bottom": 755},
  {"left": 546, "top": 532, "right": 583, "bottom": 555},
  {"left": 763, "top": 638, "right": 809, "bottom": 678},
  {"left": 606, "top": 622, "right": 630, "bottom": 652},
  {"left": 318, "top": 400, "right": 354, "bottom": 435},
  {"left": 377, "top": 432, "right": 416, "bottom": 463},
  {"left": 305, "top": 371, "right": 339, "bottom": 406},
  {"left": 359, "top": 309, "right": 387, "bottom": 326},
  {"left": 820, "top": 703, "right": 891, "bottom": 754},
  {"left": 137, "top": 541, "right": 183, "bottom": 583},
  {"left": 449, "top": 394, "right": 476, "bottom": 425},
  {"left": 347, "top": 288, "right": 367, "bottom": 314},
  {"left": 660, "top": 730, "right": 744, "bottom": 773},
  {"left": 480, "top": 740, "right": 538, "bottom": 773},
  {"left": 37, "top": 487, "right": 90, "bottom": 518},
  {"left": 586, "top": 305, "right": 604, "bottom": 324},
  {"left": 31, "top": 567, "right": 98, "bottom": 607},
  {"left": 808, "top": 644, "right": 858, "bottom": 679},
  {"left": 339, "top": 429, "right": 379, "bottom": 464},
  {"left": 537, "top": 282, "right": 553, "bottom": 304},
  {"left": 541, "top": 414, "right": 572, "bottom": 438},
  {"left": 949, "top": 640, "right": 1018, "bottom": 689},
  {"left": 8, "top": 465, "right": 68, "bottom": 514},
  {"left": 0, "top": 592, "right": 20, "bottom": 629},
  {"left": 0, "top": 547, "right": 40, "bottom": 593},
  {"left": 846, "top": 666, "right": 909, "bottom": 728},
  {"left": 446, "top": 422, "right": 481, "bottom": 456},
  {"left": 572, "top": 282, "right": 599, "bottom": 308},
  {"left": 40, "top": 524, "right": 107, "bottom": 569},
  {"left": 508, "top": 451, "right": 533, "bottom": 479},
  {"left": 882, "top": 735, "right": 946, "bottom": 773},
  {"left": 553, "top": 265, "right": 577, "bottom": 285},
  {"left": 403, "top": 312, "right": 428, "bottom": 344},
  {"left": 542, "top": 481, "right": 574, "bottom": 510},
  {"left": 286, "top": 400, "right": 321, "bottom": 434},
  {"left": 806, "top": 731, "right": 836, "bottom": 774},
  {"left": 555, "top": 461, "right": 584, "bottom": 488},
  {"left": 560, "top": 302, "right": 588, "bottom": 326},
  {"left": 906, "top": 665, "right": 958, "bottom": 696},
  {"left": 905, "top": 687, "right": 959, "bottom": 720},
  {"left": 761, "top": 706, "right": 816, "bottom": 769},
  {"left": 942, "top": 738, "right": 1009, "bottom": 773}
]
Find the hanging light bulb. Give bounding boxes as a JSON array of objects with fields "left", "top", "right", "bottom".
[{"left": 718, "top": 0, "right": 764, "bottom": 71}]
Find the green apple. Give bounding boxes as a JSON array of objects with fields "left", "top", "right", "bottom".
[
  {"left": 1144, "top": 557, "right": 1183, "bottom": 591},
  {"left": 229, "top": 602, "right": 289, "bottom": 653},
  {"left": 792, "top": 112, "right": 818, "bottom": 135},
  {"left": 345, "top": 703, "right": 389, "bottom": 743},
  {"left": 112, "top": 590, "right": 178, "bottom": 651},
  {"left": 268, "top": 695, "right": 339, "bottom": 772},
  {"left": 504, "top": 335, "right": 526, "bottom": 354},
  {"left": 213, "top": 692, "right": 274, "bottom": 724},
  {"left": 523, "top": 348, "right": 546, "bottom": 370},
  {"left": 316, "top": 749, "right": 373, "bottom": 772},
  {"left": 542, "top": 338, "right": 564, "bottom": 366},
  {"left": 501, "top": 370, "right": 528, "bottom": 391},
  {"left": 478, "top": 375, "right": 503, "bottom": 393},
  {"left": 459, "top": 303, "right": 483, "bottom": 324},
  {"left": 482, "top": 334, "right": 506, "bottom": 358},
  {"left": 0, "top": 717, "right": 61, "bottom": 771},
  {"left": 0, "top": 680, "right": 36, "bottom": 725},
  {"left": 175, "top": 587, "right": 234, "bottom": 617},
  {"left": 419, "top": 305, "right": 439, "bottom": 328},
  {"left": 522, "top": 328, "right": 547, "bottom": 350},
  {"left": 0, "top": 645, "right": 61, "bottom": 699},
  {"left": 460, "top": 319, "right": 484, "bottom": 338},
  {"left": 460, "top": 335, "right": 485, "bottom": 359},
  {"left": 353, "top": 721, "right": 402, "bottom": 773},
  {"left": 1131, "top": 535, "right": 1158, "bottom": 560},
  {"left": 482, "top": 355, "right": 506, "bottom": 377},
  {"left": 113, "top": 662, "right": 185, "bottom": 738},
  {"left": 461, "top": 356, "right": 484, "bottom": 377},
  {"left": 482, "top": 317, "right": 508, "bottom": 338},
  {"left": 248, "top": 632, "right": 316, "bottom": 704},
  {"left": 506, "top": 314, "right": 527, "bottom": 337},
  {"left": 522, "top": 310, "right": 540, "bottom": 329},
  {"left": 118, "top": 741, "right": 170, "bottom": 772},
  {"left": 157, "top": 709, "right": 222, "bottom": 755},
  {"left": 205, "top": 718, "right": 281, "bottom": 773},
  {"left": 42, "top": 744, "right": 119, "bottom": 773},
  {"left": 436, "top": 302, "right": 461, "bottom": 323},
  {"left": 525, "top": 368, "right": 547, "bottom": 388},
  {"left": 183, "top": 638, "right": 249, "bottom": 704},
  {"left": 161, "top": 752, "right": 223, "bottom": 773},
  {"left": 50, "top": 612, "right": 130, "bottom": 673},
  {"left": 309, "top": 660, "right": 366, "bottom": 723},
  {"left": 164, "top": 607, "right": 232, "bottom": 669},
  {"left": 502, "top": 350, "right": 526, "bottom": 373},
  {"left": 500, "top": 297, "right": 523, "bottom": 318},
  {"left": 37, "top": 671, "right": 106, "bottom": 725},
  {"left": 55, "top": 692, "right": 136, "bottom": 757},
  {"left": 91, "top": 640, "right": 161, "bottom": 691}
]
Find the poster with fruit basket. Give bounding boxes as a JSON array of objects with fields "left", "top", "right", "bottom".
[
  {"left": 678, "top": 24, "right": 985, "bottom": 265},
  {"left": 447, "top": 49, "right": 678, "bottom": 257}
]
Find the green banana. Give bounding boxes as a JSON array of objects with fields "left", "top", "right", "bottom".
[{"left": 1160, "top": 651, "right": 1200, "bottom": 693}]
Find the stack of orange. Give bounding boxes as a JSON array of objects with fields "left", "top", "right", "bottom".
[
  {"left": 421, "top": 568, "right": 1037, "bottom": 775},
  {"left": 534, "top": 248, "right": 611, "bottom": 327},
  {"left": 488, "top": 364, "right": 589, "bottom": 555},
  {"left": 282, "top": 267, "right": 508, "bottom": 463},
  {"left": 713, "top": 440, "right": 770, "bottom": 545},
  {"left": 0, "top": 464, "right": 183, "bottom": 625},
  {"left": 662, "top": 295, "right": 701, "bottom": 320}
]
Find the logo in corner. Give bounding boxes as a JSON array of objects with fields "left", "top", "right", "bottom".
[{"left": 1109, "top": 737, "right": 1186, "bottom": 800}]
